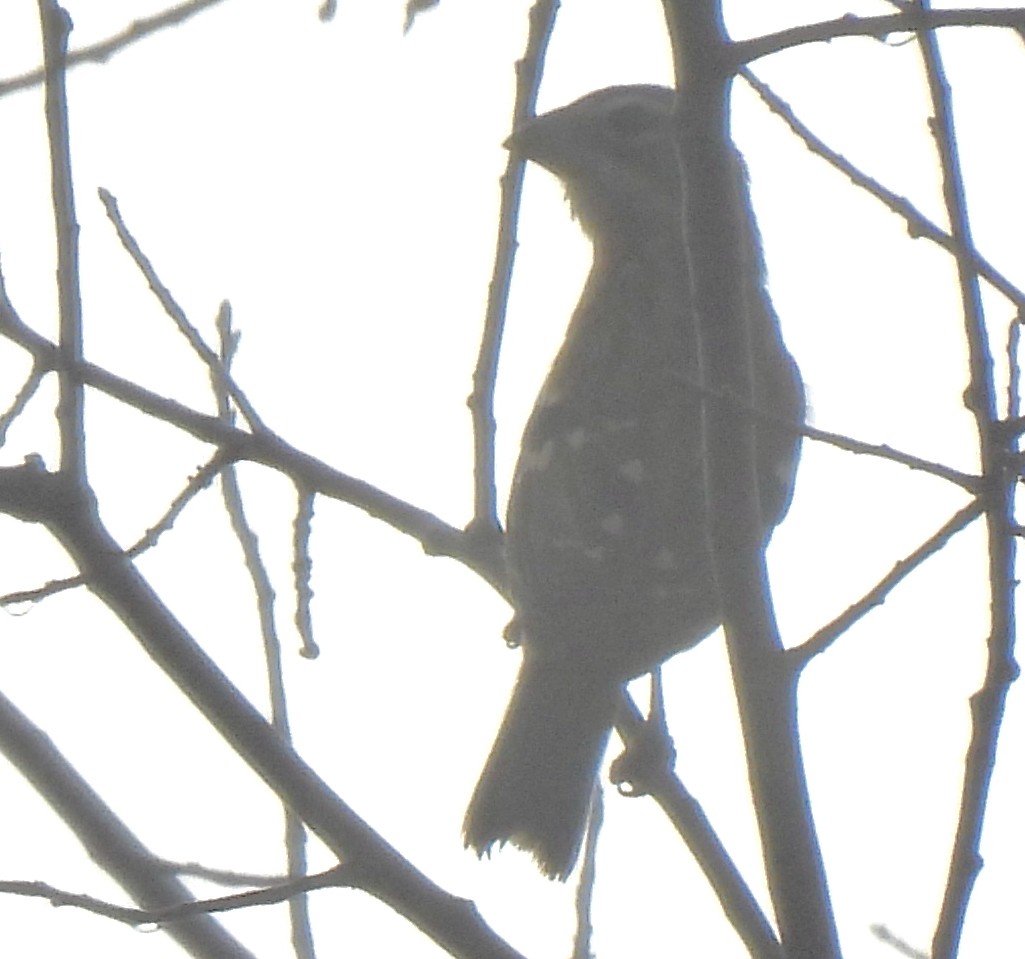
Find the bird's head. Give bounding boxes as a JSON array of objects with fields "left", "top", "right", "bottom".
[{"left": 506, "top": 85, "right": 684, "bottom": 249}]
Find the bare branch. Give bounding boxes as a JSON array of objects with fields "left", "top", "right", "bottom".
[
  {"left": 0, "top": 359, "right": 47, "bottom": 447},
  {"left": 0, "top": 688, "right": 257, "bottom": 958},
  {"left": 801, "top": 421, "right": 979, "bottom": 492},
  {"left": 662, "top": 2, "right": 841, "bottom": 954},
  {"left": 38, "top": 0, "right": 85, "bottom": 478},
  {"left": 911, "top": 6, "right": 1018, "bottom": 956},
  {"left": 213, "top": 304, "right": 316, "bottom": 958},
  {"left": 467, "top": 0, "right": 559, "bottom": 537},
  {"left": 0, "top": 0, "right": 228, "bottom": 98},
  {"left": 741, "top": 68, "right": 1025, "bottom": 316},
  {"left": 99, "top": 188, "right": 267, "bottom": 434},
  {"left": 0, "top": 453, "right": 225, "bottom": 608},
  {"left": 292, "top": 484, "right": 318, "bottom": 659},
  {"left": 0, "top": 461, "right": 525, "bottom": 959},
  {"left": 614, "top": 691, "right": 784, "bottom": 958},
  {"left": 0, "top": 302, "right": 506, "bottom": 589},
  {"left": 791, "top": 498, "right": 984, "bottom": 666},
  {"left": 734, "top": 7, "right": 1025, "bottom": 66}
]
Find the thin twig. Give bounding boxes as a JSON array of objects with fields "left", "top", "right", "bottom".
[
  {"left": 0, "top": 690, "right": 256, "bottom": 958},
  {"left": 213, "top": 302, "right": 315, "bottom": 959},
  {"left": 0, "top": 454, "right": 225, "bottom": 607},
  {"left": 801, "top": 421, "right": 978, "bottom": 492},
  {"left": 681, "top": 366, "right": 981, "bottom": 489},
  {"left": 39, "top": 1, "right": 85, "bottom": 479},
  {"left": 0, "top": 359, "right": 46, "bottom": 447},
  {"left": 0, "top": 264, "right": 48, "bottom": 445},
  {"left": 0, "top": 0, "right": 228, "bottom": 98},
  {"left": 0, "top": 460, "right": 526, "bottom": 959},
  {"left": 1007, "top": 313, "right": 1023, "bottom": 426},
  {"left": 0, "top": 864, "right": 347, "bottom": 927},
  {"left": 152, "top": 859, "right": 287, "bottom": 888},
  {"left": 466, "top": 0, "right": 559, "bottom": 538},
  {"left": 733, "top": 7, "right": 1025, "bottom": 66},
  {"left": 98, "top": 188, "right": 266, "bottom": 434},
  {"left": 571, "top": 782, "right": 599, "bottom": 959},
  {"left": 1, "top": 304, "right": 501, "bottom": 584},
  {"left": 293, "top": 484, "right": 318, "bottom": 659},
  {"left": 741, "top": 68, "right": 1025, "bottom": 315},
  {"left": 871, "top": 924, "right": 931, "bottom": 959},
  {"left": 613, "top": 691, "right": 783, "bottom": 959},
  {"left": 791, "top": 498, "right": 984, "bottom": 666}
]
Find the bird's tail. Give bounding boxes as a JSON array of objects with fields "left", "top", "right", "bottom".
[{"left": 463, "top": 654, "right": 618, "bottom": 880}]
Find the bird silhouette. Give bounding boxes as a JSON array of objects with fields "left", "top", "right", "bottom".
[{"left": 464, "top": 84, "right": 805, "bottom": 880}]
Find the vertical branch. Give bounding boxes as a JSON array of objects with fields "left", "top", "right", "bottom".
[
  {"left": 660, "top": 2, "right": 840, "bottom": 957},
  {"left": 38, "top": 0, "right": 85, "bottom": 479},
  {"left": 293, "top": 484, "right": 319, "bottom": 659},
  {"left": 213, "top": 304, "right": 315, "bottom": 959},
  {"left": 912, "top": 6, "right": 1018, "bottom": 958},
  {"left": 1006, "top": 315, "right": 1021, "bottom": 425},
  {"left": 467, "top": 0, "right": 558, "bottom": 537}
]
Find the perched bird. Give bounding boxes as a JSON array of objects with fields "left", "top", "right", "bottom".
[{"left": 464, "top": 85, "right": 805, "bottom": 880}]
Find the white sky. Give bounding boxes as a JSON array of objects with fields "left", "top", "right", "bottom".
[{"left": 0, "top": 1, "right": 1021, "bottom": 957}]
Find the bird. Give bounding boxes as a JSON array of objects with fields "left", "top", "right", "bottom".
[{"left": 463, "top": 85, "right": 805, "bottom": 881}]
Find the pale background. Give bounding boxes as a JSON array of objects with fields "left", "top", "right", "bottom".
[{"left": 0, "top": 1, "right": 1020, "bottom": 956}]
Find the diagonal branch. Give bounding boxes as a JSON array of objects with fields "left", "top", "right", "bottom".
[
  {"left": 99, "top": 188, "right": 266, "bottom": 434},
  {"left": 614, "top": 693, "right": 784, "bottom": 959},
  {"left": 0, "top": 299, "right": 506, "bottom": 591},
  {"left": 0, "top": 688, "right": 257, "bottom": 959},
  {"left": 0, "top": 0, "right": 228, "bottom": 99},
  {"left": 0, "top": 460, "right": 525, "bottom": 959},
  {"left": 740, "top": 68, "right": 1025, "bottom": 315},
  {"left": 791, "top": 498, "right": 985, "bottom": 666},
  {"left": 0, "top": 453, "right": 226, "bottom": 608}
]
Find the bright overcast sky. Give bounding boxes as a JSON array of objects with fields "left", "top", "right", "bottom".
[{"left": 0, "top": 2, "right": 1021, "bottom": 957}]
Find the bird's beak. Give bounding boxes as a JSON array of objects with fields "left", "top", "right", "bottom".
[
  {"left": 503, "top": 115, "right": 559, "bottom": 171},
  {"left": 503, "top": 127, "right": 526, "bottom": 154}
]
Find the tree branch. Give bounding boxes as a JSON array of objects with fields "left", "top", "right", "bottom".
[
  {"left": 911, "top": 7, "right": 1018, "bottom": 957},
  {"left": 0, "top": 298, "right": 506, "bottom": 592},
  {"left": 38, "top": 0, "right": 85, "bottom": 479},
  {"left": 0, "top": 0, "right": 228, "bottom": 98},
  {"left": 734, "top": 7, "right": 1025, "bottom": 66},
  {"left": 468, "top": 0, "right": 559, "bottom": 538},
  {"left": 0, "top": 461, "right": 525, "bottom": 959},
  {"left": 0, "top": 688, "right": 257, "bottom": 959},
  {"left": 662, "top": 2, "right": 840, "bottom": 956}
]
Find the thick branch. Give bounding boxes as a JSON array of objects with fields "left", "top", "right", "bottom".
[
  {"left": 662, "top": 3, "right": 840, "bottom": 956},
  {"left": 0, "top": 690, "right": 256, "bottom": 959},
  {"left": 0, "top": 463, "right": 524, "bottom": 959}
]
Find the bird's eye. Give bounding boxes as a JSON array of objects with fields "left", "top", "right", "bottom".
[{"left": 604, "top": 102, "right": 660, "bottom": 140}]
